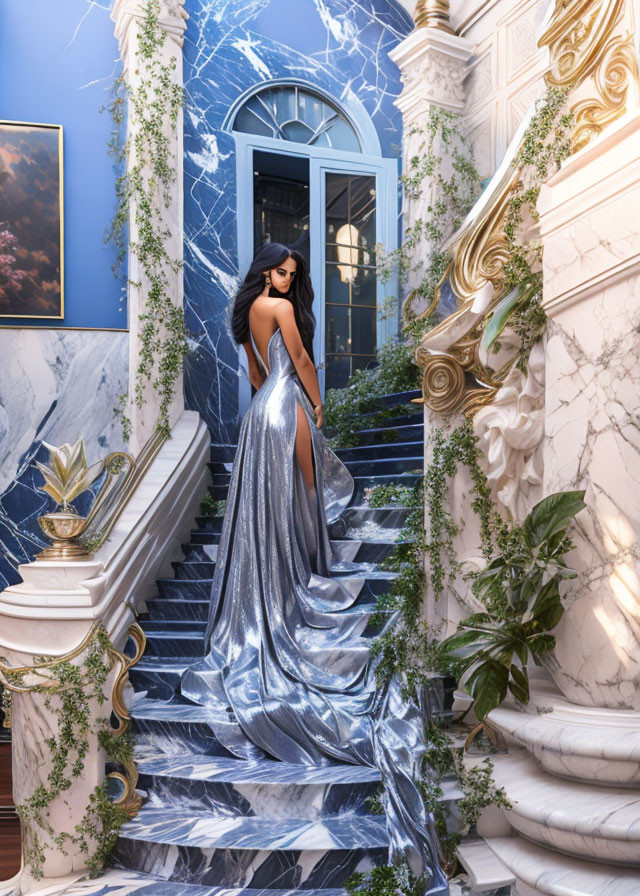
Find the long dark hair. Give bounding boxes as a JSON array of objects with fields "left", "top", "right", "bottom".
[{"left": 231, "top": 242, "right": 316, "bottom": 362}]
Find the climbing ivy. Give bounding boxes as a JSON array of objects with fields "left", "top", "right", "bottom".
[
  {"left": 2, "top": 628, "right": 133, "bottom": 881},
  {"left": 103, "top": 0, "right": 188, "bottom": 442}
]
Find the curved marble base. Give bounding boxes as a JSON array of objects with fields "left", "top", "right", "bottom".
[
  {"left": 490, "top": 750, "right": 640, "bottom": 866},
  {"left": 489, "top": 682, "right": 640, "bottom": 786},
  {"left": 487, "top": 836, "right": 640, "bottom": 896}
]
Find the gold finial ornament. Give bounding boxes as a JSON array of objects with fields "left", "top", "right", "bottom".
[{"left": 414, "top": 0, "right": 455, "bottom": 33}]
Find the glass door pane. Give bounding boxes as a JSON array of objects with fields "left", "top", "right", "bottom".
[{"left": 324, "top": 172, "right": 377, "bottom": 390}]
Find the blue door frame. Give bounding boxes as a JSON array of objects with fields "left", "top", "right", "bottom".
[{"left": 235, "top": 132, "right": 399, "bottom": 414}]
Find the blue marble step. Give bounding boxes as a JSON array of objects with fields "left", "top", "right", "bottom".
[
  {"left": 129, "top": 698, "right": 236, "bottom": 758},
  {"left": 354, "top": 423, "right": 423, "bottom": 445},
  {"left": 336, "top": 440, "right": 423, "bottom": 462},
  {"left": 172, "top": 561, "right": 216, "bottom": 579},
  {"left": 72, "top": 871, "right": 348, "bottom": 896},
  {"left": 331, "top": 506, "right": 410, "bottom": 534},
  {"left": 139, "top": 604, "right": 390, "bottom": 660},
  {"left": 135, "top": 753, "right": 381, "bottom": 818},
  {"left": 210, "top": 443, "right": 238, "bottom": 462},
  {"left": 343, "top": 456, "right": 423, "bottom": 476},
  {"left": 359, "top": 409, "right": 423, "bottom": 429},
  {"left": 196, "top": 517, "right": 224, "bottom": 534},
  {"left": 351, "top": 472, "right": 422, "bottom": 502},
  {"left": 207, "top": 484, "right": 229, "bottom": 501},
  {"left": 210, "top": 472, "right": 231, "bottom": 486},
  {"left": 210, "top": 460, "right": 236, "bottom": 474},
  {"left": 158, "top": 571, "right": 398, "bottom": 602},
  {"left": 369, "top": 389, "right": 422, "bottom": 409},
  {"left": 113, "top": 806, "right": 388, "bottom": 889}
]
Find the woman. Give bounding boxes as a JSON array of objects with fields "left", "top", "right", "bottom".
[{"left": 180, "top": 243, "right": 443, "bottom": 886}]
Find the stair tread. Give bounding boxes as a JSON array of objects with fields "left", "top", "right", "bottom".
[
  {"left": 135, "top": 752, "right": 381, "bottom": 784},
  {"left": 486, "top": 835, "right": 640, "bottom": 895},
  {"left": 492, "top": 748, "right": 640, "bottom": 836},
  {"left": 64, "top": 869, "right": 347, "bottom": 895},
  {"left": 119, "top": 805, "right": 389, "bottom": 850}
]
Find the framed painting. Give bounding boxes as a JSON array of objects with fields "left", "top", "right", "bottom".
[{"left": 0, "top": 121, "right": 64, "bottom": 319}]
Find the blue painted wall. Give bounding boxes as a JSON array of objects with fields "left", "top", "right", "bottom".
[
  {"left": 182, "top": 0, "right": 412, "bottom": 442},
  {"left": 0, "top": 0, "right": 124, "bottom": 329}
]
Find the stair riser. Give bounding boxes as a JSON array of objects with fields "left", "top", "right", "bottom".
[
  {"left": 157, "top": 579, "right": 212, "bottom": 601},
  {"left": 207, "top": 485, "right": 229, "bottom": 501},
  {"left": 187, "top": 537, "right": 398, "bottom": 563},
  {"left": 360, "top": 411, "right": 423, "bottom": 429},
  {"left": 113, "top": 841, "right": 388, "bottom": 889},
  {"left": 337, "top": 507, "right": 410, "bottom": 529},
  {"left": 131, "top": 719, "right": 233, "bottom": 759},
  {"left": 336, "top": 442, "right": 423, "bottom": 462},
  {"left": 344, "top": 458, "right": 423, "bottom": 476},
  {"left": 351, "top": 474, "right": 421, "bottom": 502},
  {"left": 141, "top": 617, "right": 387, "bottom": 661},
  {"left": 355, "top": 424, "right": 423, "bottom": 445},
  {"left": 172, "top": 562, "right": 216, "bottom": 579},
  {"left": 137, "top": 774, "right": 381, "bottom": 818},
  {"left": 506, "top": 812, "right": 640, "bottom": 866}
]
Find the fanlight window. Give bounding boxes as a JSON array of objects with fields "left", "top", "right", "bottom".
[{"left": 233, "top": 85, "right": 362, "bottom": 153}]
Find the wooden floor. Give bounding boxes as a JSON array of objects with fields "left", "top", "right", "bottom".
[{"left": 0, "top": 741, "right": 20, "bottom": 879}]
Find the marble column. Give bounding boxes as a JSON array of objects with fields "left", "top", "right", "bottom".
[
  {"left": 537, "top": 112, "right": 640, "bottom": 709},
  {"left": 111, "top": 0, "right": 189, "bottom": 456}
]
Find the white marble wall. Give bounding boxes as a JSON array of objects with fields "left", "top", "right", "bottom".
[{"left": 539, "top": 116, "right": 640, "bottom": 710}]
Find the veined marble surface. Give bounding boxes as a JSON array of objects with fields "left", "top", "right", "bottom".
[
  {"left": 0, "top": 329, "right": 128, "bottom": 588},
  {"left": 542, "top": 276, "right": 640, "bottom": 710},
  {"left": 182, "top": 0, "right": 411, "bottom": 442}
]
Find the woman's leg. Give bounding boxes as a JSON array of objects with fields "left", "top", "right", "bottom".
[{"left": 295, "top": 403, "right": 317, "bottom": 492}]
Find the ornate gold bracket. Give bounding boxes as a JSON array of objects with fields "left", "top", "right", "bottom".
[{"left": 106, "top": 623, "right": 147, "bottom": 817}]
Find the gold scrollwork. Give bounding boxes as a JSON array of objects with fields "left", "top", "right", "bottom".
[
  {"left": 571, "top": 33, "right": 638, "bottom": 150},
  {"left": 421, "top": 353, "right": 466, "bottom": 414},
  {"left": 539, "top": 0, "right": 626, "bottom": 87},
  {"left": 106, "top": 623, "right": 147, "bottom": 817}
]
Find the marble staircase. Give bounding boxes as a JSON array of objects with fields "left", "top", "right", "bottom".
[
  {"left": 457, "top": 678, "right": 640, "bottom": 895},
  {"left": 81, "top": 390, "right": 458, "bottom": 895}
]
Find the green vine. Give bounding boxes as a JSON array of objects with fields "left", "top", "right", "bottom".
[
  {"left": 102, "top": 0, "right": 188, "bottom": 443},
  {"left": 3, "top": 629, "right": 133, "bottom": 880}
]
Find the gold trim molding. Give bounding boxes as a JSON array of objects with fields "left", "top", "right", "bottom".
[
  {"left": 414, "top": 0, "right": 455, "bottom": 33},
  {"left": 415, "top": 0, "right": 640, "bottom": 417}
]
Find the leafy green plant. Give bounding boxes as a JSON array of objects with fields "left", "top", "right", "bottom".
[
  {"left": 3, "top": 629, "right": 134, "bottom": 880},
  {"left": 440, "top": 490, "right": 586, "bottom": 720},
  {"left": 103, "top": 0, "right": 187, "bottom": 442}
]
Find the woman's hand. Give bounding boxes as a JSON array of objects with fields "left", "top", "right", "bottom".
[{"left": 314, "top": 404, "right": 324, "bottom": 428}]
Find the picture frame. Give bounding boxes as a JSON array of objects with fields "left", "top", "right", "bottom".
[{"left": 0, "top": 120, "right": 64, "bottom": 319}]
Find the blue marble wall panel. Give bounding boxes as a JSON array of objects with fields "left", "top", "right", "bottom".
[
  {"left": 0, "top": 329, "right": 128, "bottom": 588},
  {"left": 182, "top": 0, "right": 412, "bottom": 442}
]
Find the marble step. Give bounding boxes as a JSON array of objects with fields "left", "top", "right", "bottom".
[
  {"left": 456, "top": 838, "right": 515, "bottom": 892},
  {"left": 57, "top": 870, "right": 349, "bottom": 896},
  {"left": 207, "top": 483, "right": 230, "bottom": 500},
  {"left": 135, "top": 753, "right": 381, "bottom": 817},
  {"left": 354, "top": 423, "right": 423, "bottom": 445},
  {"left": 336, "top": 440, "right": 424, "bottom": 462},
  {"left": 486, "top": 835, "right": 640, "bottom": 895},
  {"left": 490, "top": 748, "right": 640, "bottom": 865},
  {"left": 113, "top": 807, "right": 389, "bottom": 889},
  {"left": 358, "top": 409, "right": 423, "bottom": 429},
  {"left": 209, "top": 443, "right": 238, "bottom": 462},
  {"left": 331, "top": 506, "right": 411, "bottom": 530},
  {"left": 139, "top": 604, "right": 389, "bottom": 659},
  {"left": 172, "top": 560, "right": 217, "bottom": 579},
  {"left": 342, "top": 456, "right": 423, "bottom": 477},
  {"left": 184, "top": 537, "right": 402, "bottom": 565},
  {"left": 158, "top": 570, "right": 399, "bottom": 601},
  {"left": 130, "top": 698, "right": 237, "bottom": 758},
  {"left": 351, "top": 472, "right": 421, "bottom": 502},
  {"left": 489, "top": 681, "right": 640, "bottom": 786},
  {"left": 366, "top": 388, "right": 422, "bottom": 408}
]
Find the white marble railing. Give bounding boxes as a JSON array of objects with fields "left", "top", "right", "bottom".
[{"left": 0, "top": 410, "right": 210, "bottom": 895}]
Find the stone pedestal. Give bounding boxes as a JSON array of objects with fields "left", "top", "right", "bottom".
[{"left": 538, "top": 113, "right": 640, "bottom": 711}]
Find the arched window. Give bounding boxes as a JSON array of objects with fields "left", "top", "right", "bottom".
[{"left": 232, "top": 84, "right": 362, "bottom": 153}]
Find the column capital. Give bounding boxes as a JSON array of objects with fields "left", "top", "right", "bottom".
[
  {"left": 111, "top": 0, "right": 189, "bottom": 59},
  {"left": 389, "top": 26, "right": 474, "bottom": 122}
]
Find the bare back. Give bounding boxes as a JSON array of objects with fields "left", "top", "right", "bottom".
[{"left": 248, "top": 297, "right": 284, "bottom": 373}]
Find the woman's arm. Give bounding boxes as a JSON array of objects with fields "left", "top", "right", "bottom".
[
  {"left": 275, "top": 301, "right": 323, "bottom": 425},
  {"left": 243, "top": 341, "right": 267, "bottom": 391}
]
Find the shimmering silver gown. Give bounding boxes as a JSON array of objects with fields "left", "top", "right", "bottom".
[{"left": 180, "top": 325, "right": 442, "bottom": 884}]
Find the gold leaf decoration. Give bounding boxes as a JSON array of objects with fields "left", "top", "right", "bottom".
[{"left": 36, "top": 438, "right": 105, "bottom": 508}]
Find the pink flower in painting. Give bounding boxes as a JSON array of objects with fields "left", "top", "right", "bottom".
[{"left": 0, "top": 226, "right": 28, "bottom": 293}]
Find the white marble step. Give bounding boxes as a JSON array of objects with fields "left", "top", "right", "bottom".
[
  {"left": 490, "top": 749, "right": 640, "bottom": 865},
  {"left": 486, "top": 836, "right": 640, "bottom": 895},
  {"left": 457, "top": 838, "right": 515, "bottom": 891},
  {"left": 489, "top": 681, "right": 640, "bottom": 786}
]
